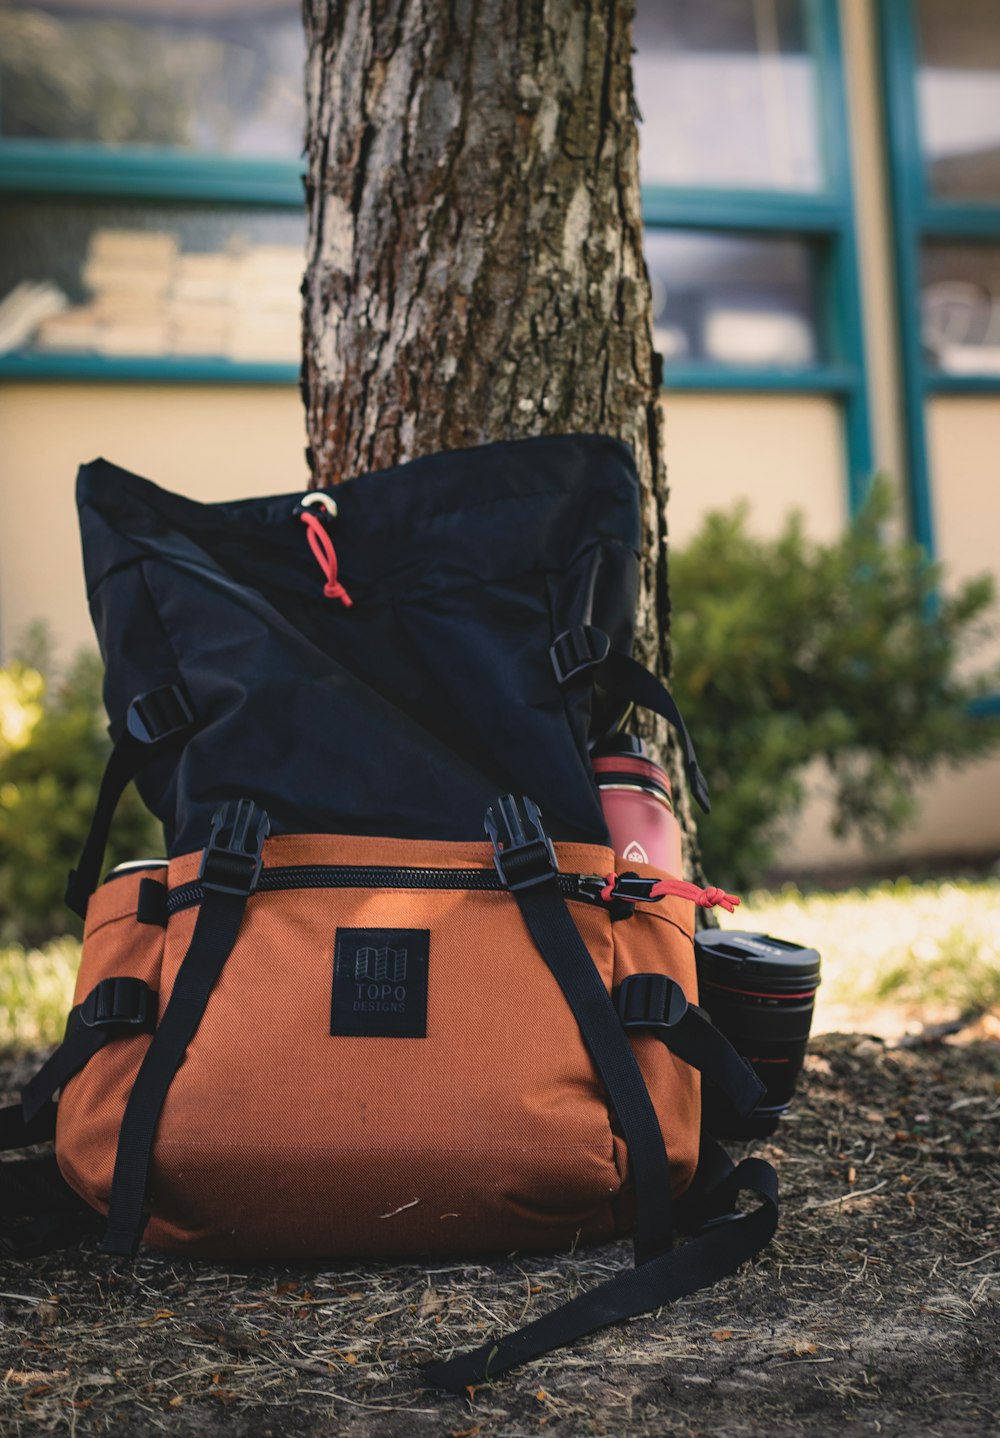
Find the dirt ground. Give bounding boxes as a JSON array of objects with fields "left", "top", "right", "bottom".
[{"left": 1, "top": 1030, "right": 997, "bottom": 1437}]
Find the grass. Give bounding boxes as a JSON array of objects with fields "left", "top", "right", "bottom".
[
  {"left": 0, "top": 935, "right": 79, "bottom": 1050},
  {"left": 2, "top": 877, "right": 998, "bottom": 1052},
  {"left": 729, "top": 875, "right": 1000, "bottom": 1039}
]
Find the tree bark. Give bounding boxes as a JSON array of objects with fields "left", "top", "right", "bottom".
[{"left": 302, "top": 0, "right": 700, "bottom": 874}]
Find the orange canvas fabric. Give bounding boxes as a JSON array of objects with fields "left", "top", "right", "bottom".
[{"left": 56, "top": 835, "right": 700, "bottom": 1259}]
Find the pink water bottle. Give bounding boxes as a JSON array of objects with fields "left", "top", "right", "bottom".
[{"left": 592, "top": 736, "right": 683, "bottom": 876}]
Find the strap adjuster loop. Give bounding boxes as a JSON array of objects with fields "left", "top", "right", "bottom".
[
  {"left": 126, "top": 685, "right": 195, "bottom": 745},
  {"left": 614, "top": 973, "right": 689, "bottom": 1031},
  {"left": 549, "top": 625, "right": 611, "bottom": 685},
  {"left": 79, "top": 977, "right": 156, "bottom": 1031},
  {"left": 199, "top": 800, "right": 270, "bottom": 896}
]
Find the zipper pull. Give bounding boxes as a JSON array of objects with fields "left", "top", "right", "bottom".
[{"left": 601, "top": 872, "right": 741, "bottom": 914}]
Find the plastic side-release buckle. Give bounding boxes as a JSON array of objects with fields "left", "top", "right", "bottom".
[
  {"left": 549, "top": 625, "right": 611, "bottom": 685},
  {"left": 484, "top": 794, "right": 559, "bottom": 891},
  {"left": 125, "top": 684, "right": 195, "bottom": 745},
  {"left": 198, "top": 799, "right": 270, "bottom": 897},
  {"left": 79, "top": 977, "right": 156, "bottom": 1031},
  {"left": 614, "top": 972, "right": 689, "bottom": 1031}
]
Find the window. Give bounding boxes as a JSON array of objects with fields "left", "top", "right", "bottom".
[
  {"left": 880, "top": 0, "right": 1000, "bottom": 557},
  {"left": 0, "top": 0, "right": 306, "bottom": 379},
  {"left": 634, "top": 0, "right": 871, "bottom": 504}
]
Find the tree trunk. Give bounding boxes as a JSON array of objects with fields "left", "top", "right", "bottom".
[{"left": 301, "top": 0, "right": 700, "bottom": 875}]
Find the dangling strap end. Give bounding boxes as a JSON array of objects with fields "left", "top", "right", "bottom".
[
  {"left": 690, "top": 764, "right": 711, "bottom": 815},
  {"left": 64, "top": 869, "right": 88, "bottom": 920}
]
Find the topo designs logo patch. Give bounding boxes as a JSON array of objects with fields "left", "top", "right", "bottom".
[{"left": 331, "top": 928, "right": 429, "bottom": 1038}]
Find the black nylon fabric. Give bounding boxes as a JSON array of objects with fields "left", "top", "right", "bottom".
[{"left": 76, "top": 434, "right": 641, "bottom": 855}]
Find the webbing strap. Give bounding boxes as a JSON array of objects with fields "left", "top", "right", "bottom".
[
  {"left": 100, "top": 884, "right": 249, "bottom": 1255},
  {"left": 423, "top": 1156, "right": 778, "bottom": 1392},
  {"left": 504, "top": 875, "right": 674, "bottom": 1265},
  {"left": 65, "top": 684, "right": 196, "bottom": 919},
  {"left": 101, "top": 799, "right": 267, "bottom": 1256},
  {"left": 550, "top": 628, "right": 710, "bottom": 813},
  {"left": 651, "top": 1006, "right": 765, "bottom": 1117},
  {"left": 0, "top": 1100, "right": 57, "bottom": 1150},
  {"left": 614, "top": 974, "right": 766, "bottom": 1120},
  {"left": 595, "top": 649, "right": 710, "bottom": 814},
  {"left": 21, "top": 980, "right": 158, "bottom": 1124}
]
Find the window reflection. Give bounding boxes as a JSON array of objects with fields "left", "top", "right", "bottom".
[
  {"left": 921, "top": 243, "right": 1000, "bottom": 374},
  {"left": 0, "top": 201, "right": 305, "bottom": 362},
  {"left": 0, "top": 0, "right": 305, "bottom": 157},
  {"left": 644, "top": 229, "right": 821, "bottom": 369},
  {"left": 915, "top": 0, "right": 1000, "bottom": 202},
  {"left": 633, "top": 0, "right": 823, "bottom": 192}
]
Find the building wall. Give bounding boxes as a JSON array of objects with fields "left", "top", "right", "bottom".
[{"left": 0, "top": 383, "right": 309, "bottom": 660}]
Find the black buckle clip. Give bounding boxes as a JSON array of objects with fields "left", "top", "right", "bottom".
[
  {"left": 126, "top": 685, "right": 195, "bottom": 745},
  {"left": 199, "top": 800, "right": 270, "bottom": 897},
  {"left": 614, "top": 973, "right": 689, "bottom": 1031},
  {"left": 484, "top": 795, "right": 559, "bottom": 891},
  {"left": 549, "top": 625, "right": 611, "bottom": 685},
  {"left": 79, "top": 977, "right": 156, "bottom": 1031}
]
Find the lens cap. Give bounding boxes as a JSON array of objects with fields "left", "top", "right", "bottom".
[{"left": 695, "top": 930, "right": 821, "bottom": 995}]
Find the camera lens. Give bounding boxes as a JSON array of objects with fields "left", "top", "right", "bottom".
[{"left": 694, "top": 930, "right": 821, "bottom": 1139}]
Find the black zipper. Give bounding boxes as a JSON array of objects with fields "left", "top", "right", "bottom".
[{"left": 165, "top": 864, "right": 609, "bottom": 917}]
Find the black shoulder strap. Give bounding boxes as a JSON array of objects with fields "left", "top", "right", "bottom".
[
  {"left": 485, "top": 795, "right": 674, "bottom": 1264},
  {"left": 614, "top": 973, "right": 766, "bottom": 1118},
  {"left": 100, "top": 800, "right": 268, "bottom": 1256},
  {"left": 423, "top": 1152, "right": 777, "bottom": 1392},
  {"left": 550, "top": 627, "right": 711, "bottom": 813},
  {"left": 65, "top": 684, "right": 197, "bottom": 919},
  {"left": 422, "top": 796, "right": 779, "bottom": 1392},
  {"left": 0, "top": 978, "right": 159, "bottom": 1257}
]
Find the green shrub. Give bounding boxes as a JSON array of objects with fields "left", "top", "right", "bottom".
[
  {"left": 0, "top": 625, "right": 162, "bottom": 945},
  {"left": 671, "top": 478, "right": 1000, "bottom": 886}
]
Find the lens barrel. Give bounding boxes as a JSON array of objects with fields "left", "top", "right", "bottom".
[{"left": 694, "top": 930, "right": 821, "bottom": 1139}]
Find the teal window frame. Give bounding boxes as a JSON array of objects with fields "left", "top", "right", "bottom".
[
  {"left": 0, "top": 0, "right": 870, "bottom": 517},
  {"left": 0, "top": 140, "right": 306, "bottom": 385},
  {"left": 641, "top": 0, "right": 872, "bottom": 512},
  {"left": 879, "top": 0, "right": 1000, "bottom": 558}
]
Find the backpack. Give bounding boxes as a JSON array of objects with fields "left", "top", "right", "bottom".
[{"left": 1, "top": 433, "right": 777, "bottom": 1391}]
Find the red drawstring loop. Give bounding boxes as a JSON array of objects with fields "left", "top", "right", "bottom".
[
  {"left": 300, "top": 510, "right": 353, "bottom": 607},
  {"left": 601, "top": 872, "right": 741, "bottom": 914},
  {"left": 650, "top": 879, "right": 741, "bottom": 914}
]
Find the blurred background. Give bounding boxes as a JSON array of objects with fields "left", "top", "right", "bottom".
[{"left": 1, "top": 0, "right": 999, "bottom": 892}]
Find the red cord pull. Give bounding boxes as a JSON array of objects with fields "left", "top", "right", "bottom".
[
  {"left": 600, "top": 872, "right": 741, "bottom": 913},
  {"left": 650, "top": 879, "right": 741, "bottom": 913},
  {"left": 299, "top": 509, "right": 353, "bottom": 607}
]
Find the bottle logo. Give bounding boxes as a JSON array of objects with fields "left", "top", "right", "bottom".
[{"left": 623, "top": 840, "right": 649, "bottom": 865}]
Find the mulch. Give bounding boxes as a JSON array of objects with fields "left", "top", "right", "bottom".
[{"left": 1, "top": 1030, "right": 997, "bottom": 1437}]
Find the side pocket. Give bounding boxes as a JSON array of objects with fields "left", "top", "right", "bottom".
[{"left": 56, "top": 872, "right": 167, "bottom": 1216}]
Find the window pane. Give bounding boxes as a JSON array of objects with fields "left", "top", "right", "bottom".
[
  {"left": 644, "top": 229, "right": 821, "bottom": 368},
  {"left": 633, "top": 0, "right": 824, "bottom": 192},
  {"left": 915, "top": 0, "right": 1000, "bottom": 202},
  {"left": 921, "top": 242, "right": 1000, "bottom": 374},
  {"left": 0, "top": 199, "right": 305, "bottom": 362},
  {"left": 0, "top": 0, "right": 305, "bottom": 156}
]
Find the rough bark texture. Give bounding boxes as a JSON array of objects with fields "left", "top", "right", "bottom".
[{"left": 301, "top": 0, "right": 700, "bottom": 872}]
